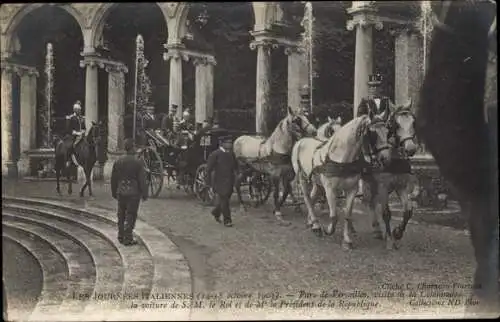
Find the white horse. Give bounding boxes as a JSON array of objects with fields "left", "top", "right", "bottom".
[
  {"left": 316, "top": 116, "right": 342, "bottom": 141},
  {"left": 360, "top": 99, "right": 421, "bottom": 250},
  {"left": 291, "top": 112, "right": 392, "bottom": 249},
  {"left": 234, "top": 106, "right": 317, "bottom": 223}
]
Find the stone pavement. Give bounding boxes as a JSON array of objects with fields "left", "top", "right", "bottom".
[{"left": 3, "top": 179, "right": 489, "bottom": 319}]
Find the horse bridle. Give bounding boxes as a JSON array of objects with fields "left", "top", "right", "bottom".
[
  {"left": 365, "top": 119, "right": 391, "bottom": 161},
  {"left": 388, "top": 109, "right": 416, "bottom": 149}
]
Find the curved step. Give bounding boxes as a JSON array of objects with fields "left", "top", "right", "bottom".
[
  {"left": 3, "top": 197, "right": 192, "bottom": 294},
  {"left": 2, "top": 236, "right": 43, "bottom": 321},
  {"left": 3, "top": 196, "right": 193, "bottom": 320},
  {"left": 3, "top": 204, "right": 155, "bottom": 297},
  {"left": 2, "top": 214, "right": 97, "bottom": 314},
  {"left": 2, "top": 226, "right": 69, "bottom": 319},
  {"left": 2, "top": 207, "right": 125, "bottom": 314}
]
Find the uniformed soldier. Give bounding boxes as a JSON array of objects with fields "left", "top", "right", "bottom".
[
  {"left": 206, "top": 135, "right": 239, "bottom": 227},
  {"left": 111, "top": 138, "right": 148, "bottom": 245},
  {"left": 65, "top": 101, "right": 86, "bottom": 168}
]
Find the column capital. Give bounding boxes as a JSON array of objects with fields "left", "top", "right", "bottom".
[
  {"left": 193, "top": 56, "right": 217, "bottom": 67},
  {"left": 389, "top": 23, "right": 420, "bottom": 37},
  {"left": 284, "top": 45, "right": 305, "bottom": 56},
  {"left": 80, "top": 54, "right": 105, "bottom": 69},
  {"left": 104, "top": 61, "right": 129, "bottom": 74},
  {"left": 1, "top": 61, "right": 39, "bottom": 77},
  {"left": 346, "top": 14, "right": 383, "bottom": 31},
  {"left": 163, "top": 48, "right": 190, "bottom": 62},
  {"left": 249, "top": 38, "right": 280, "bottom": 51}
]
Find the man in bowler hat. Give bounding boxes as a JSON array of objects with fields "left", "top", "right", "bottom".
[
  {"left": 111, "top": 138, "right": 148, "bottom": 245},
  {"left": 206, "top": 135, "right": 239, "bottom": 227}
]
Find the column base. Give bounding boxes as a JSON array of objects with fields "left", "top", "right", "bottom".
[
  {"left": 92, "top": 162, "right": 105, "bottom": 181},
  {"left": 18, "top": 157, "right": 31, "bottom": 177},
  {"left": 2, "top": 161, "right": 18, "bottom": 178},
  {"left": 103, "top": 153, "right": 124, "bottom": 182}
]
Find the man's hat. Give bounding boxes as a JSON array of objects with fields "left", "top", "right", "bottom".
[
  {"left": 368, "top": 74, "right": 383, "bottom": 87},
  {"left": 73, "top": 101, "right": 82, "bottom": 109},
  {"left": 171, "top": 104, "right": 178, "bottom": 110},
  {"left": 219, "top": 135, "right": 232, "bottom": 143}
]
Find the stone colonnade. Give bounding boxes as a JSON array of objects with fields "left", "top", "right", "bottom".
[
  {"left": 1, "top": 63, "right": 39, "bottom": 177},
  {"left": 163, "top": 45, "right": 217, "bottom": 123},
  {"left": 347, "top": 2, "right": 423, "bottom": 116},
  {"left": 1, "top": 2, "right": 424, "bottom": 178}
]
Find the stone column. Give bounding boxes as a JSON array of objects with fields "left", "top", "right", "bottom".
[
  {"left": 194, "top": 57, "right": 207, "bottom": 124},
  {"left": 347, "top": 3, "right": 383, "bottom": 116},
  {"left": 205, "top": 58, "right": 215, "bottom": 121},
  {"left": 18, "top": 67, "right": 39, "bottom": 177},
  {"left": 250, "top": 39, "right": 278, "bottom": 135},
  {"left": 394, "top": 27, "right": 423, "bottom": 108},
  {"left": 194, "top": 56, "right": 217, "bottom": 124},
  {"left": 1, "top": 64, "right": 17, "bottom": 177},
  {"left": 80, "top": 58, "right": 100, "bottom": 130},
  {"left": 103, "top": 63, "right": 128, "bottom": 181},
  {"left": 164, "top": 47, "right": 188, "bottom": 119},
  {"left": 285, "top": 46, "right": 306, "bottom": 113}
]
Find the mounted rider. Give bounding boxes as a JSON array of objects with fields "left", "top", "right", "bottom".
[{"left": 65, "top": 100, "right": 86, "bottom": 167}]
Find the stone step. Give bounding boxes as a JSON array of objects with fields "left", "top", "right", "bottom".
[
  {"left": 2, "top": 197, "right": 193, "bottom": 320},
  {"left": 2, "top": 197, "right": 192, "bottom": 295},
  {"left": 2, "top": 206, "right": 125, "bottom": 318},
  {"left": 2, "top": 203, "right": 155, "bottom": 295},
  {"left": 2, "top": 225, "right": 69, "bottom": 320},
  {"left": 2, "top": 215, "right": 96, "bottom": 315}
]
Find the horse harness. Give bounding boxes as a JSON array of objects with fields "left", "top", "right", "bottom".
[{"left": 310, "top": 120, "right": 390, "bottom": 178}]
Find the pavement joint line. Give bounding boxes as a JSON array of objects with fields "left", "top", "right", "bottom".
[
  {"left": 2, "top": 215, "right": 96, "bottom": 314},
  {"left": 2, "top": 227, "right": 69, "bottom": 320},
  {"left": 2, "top": 196, "right": 193, "bottom": 318}
]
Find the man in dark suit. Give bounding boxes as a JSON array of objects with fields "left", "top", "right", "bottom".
[
  {"left": 357, "top": 73, "right": 391, "bottom": 117},
  {"left": 206, "top": 135, "right": 239, "bottom": 227},
  {"left": 111, "top": 138, "right": 148, "bottom": 245}
]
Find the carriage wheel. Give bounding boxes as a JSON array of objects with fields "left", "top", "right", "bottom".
[
  {"left": 139, "top": 147, "right": 164, "bottom": 198},
  {"left": 248, "top": 172, "right": 272, "bottom": 207},
  {"left": 194, "top": 164, "right": 215, "bottom": 205}
]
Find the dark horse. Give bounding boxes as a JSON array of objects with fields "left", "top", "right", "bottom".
[
  {"left": 54, "top": 121, "right": 103, "bottom": 197},
  {"left": 418, "top": 0, "right": 498, "bottom": 313}
]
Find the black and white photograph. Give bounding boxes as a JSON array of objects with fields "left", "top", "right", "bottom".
[{"left": 1, "top": 1, "right": 498, "bottom": 320}]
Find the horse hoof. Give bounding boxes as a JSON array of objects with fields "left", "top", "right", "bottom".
[
  {"left": 342, "top": 242, "right": 353, "bottom": 251},
  {"left": 392, "top": 227, "right": 403, "bottom": 240},
  {"left": 305, "top": 222, "right": 313, "bottom": 229},
  {"left": 386, "top": 240, "right": 398, "bottom": 250},
  {"left": 323, "top": 225, "right": 335, "bottom": 236},
  {"left": 373, "top": 230, "right": 384, "bottom": 240},
  {"left": 312, "top": 227, "right": 323, "bottom": 237}
]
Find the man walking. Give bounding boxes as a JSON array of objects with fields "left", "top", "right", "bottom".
[
  {"left": 206, "top": 136, "right": 238, "bottom": 227},
  {"left": 111, "top": 138, "right": 148, "bottom": 245}
]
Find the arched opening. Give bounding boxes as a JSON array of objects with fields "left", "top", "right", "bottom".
[
  {"left": 187, "top": 2, "right": 255, "bottom": 131},
  {"left": 99, "top": 3, "right": 168, "bottom": 137},
  {"left": 12, "top": 5, "right": 84, "bottom": 150}
]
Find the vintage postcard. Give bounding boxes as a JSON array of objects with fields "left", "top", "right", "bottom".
[{"left": 1, "top": 1, "right": 498, "bottom": 321}]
